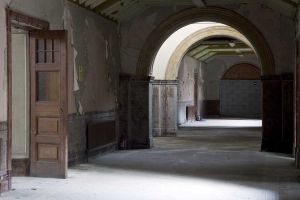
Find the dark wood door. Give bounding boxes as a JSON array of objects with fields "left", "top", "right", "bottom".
[{"left": 30, "top": 31, "right": 68, "bottom": 178}]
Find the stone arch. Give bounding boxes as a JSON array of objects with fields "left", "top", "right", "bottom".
[
  {"left": 165, "top": 26, "right": 254, "bottom": 80},
  {"left": 222, "top": 63, "right": 261, "bottom": 80},
  {"left": 136, "top": 7, "right": 275, "bottom": 77}
]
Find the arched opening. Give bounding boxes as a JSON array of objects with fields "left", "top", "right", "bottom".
[
  {"left": 136, "top": 7, "right": 275, "bottom": 77},
  {"left": 160, "top": 25, "right": 254, "bottom": 80},
  {"left": 146, "top": 9, "right": 275, "bottom": 153}
]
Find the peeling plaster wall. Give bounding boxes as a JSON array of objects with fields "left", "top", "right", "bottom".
[
  {"left": 225, "top": 2, "right": 295, "bottom": 74},
  {"left": 120, "top": 6, "right": 188, "bottom": 75},
  {"left": 65, "top": 2, "right": 120, "bottom": 114},
  {"left": 178, "top": 56, "right": 198, "bottom": 104},
  {"left": 6, "top": 0, "right": 120, "bottom": 115},
  {"left": 121, "top": 2, "right": 296, "bottom": 75},
  {"left": 0, "top": 0, "right": 120, "bottom": 165},
  {"left": 177, "top": 56, "right": 200, "bottom": 124}
]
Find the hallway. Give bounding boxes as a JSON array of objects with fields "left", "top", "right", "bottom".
[{"left": 2, "top": 129, "right": 300, "bottom": 200}]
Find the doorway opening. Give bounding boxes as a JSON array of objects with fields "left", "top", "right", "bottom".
[
  {"left": 7, "top": 10, "right": 68, "bottom": 190},
  {"left": 151, "top": 21, "right": 264, "bottom": 152},
  {"left": 11, "top": 27, "right": 30, "bottom": 176}
]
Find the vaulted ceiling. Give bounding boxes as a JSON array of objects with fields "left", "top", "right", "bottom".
[
  {"left": 69, "top": 0, "right": 300, "bottom": 22},
  {"left": 186, "top": 38, "right": 255, "bottom": 61}
]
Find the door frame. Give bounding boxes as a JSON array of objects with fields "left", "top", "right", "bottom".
[{"left": 6, "top": 9, "right": 49, "bottom": 188}]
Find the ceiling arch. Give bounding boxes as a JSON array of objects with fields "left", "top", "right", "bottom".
[
  {"left": 136, "top": 7, "right": 276, "bottom": 77},
  {"left": 68, "top": 0, "right": 299, "bottom": 22},
  {"left": 164, "top": 26, "right": 254, "bottom": 80}
]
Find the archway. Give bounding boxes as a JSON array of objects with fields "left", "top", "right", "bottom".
[
  {"left": 165, "top": 26, "right": 254, "bottom": 80},
  {"left": 149, "top": 21, "right": 265, "bottom": 154},
  {"left": 136, "top": 7, "right": 275, "bottom": 77}
]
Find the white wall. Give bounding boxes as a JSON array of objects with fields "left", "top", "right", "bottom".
[
  {"left": 177, "top": 56, "right": 200, "bottom": 124},
  {"left": 152, "top": 22, "right": 225, "bottom": 80}
]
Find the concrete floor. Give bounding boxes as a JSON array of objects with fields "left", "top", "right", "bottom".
[{"left": 2, "top": 129, "right": 300, "bottom": 200}]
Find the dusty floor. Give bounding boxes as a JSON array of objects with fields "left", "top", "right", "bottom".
[{"left": 2, "top": 128, "right": 300, "bottom": 200}]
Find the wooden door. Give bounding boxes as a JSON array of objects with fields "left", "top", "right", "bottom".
[{"left": 30, "top": 31, "right": 68, "bottom": 178}]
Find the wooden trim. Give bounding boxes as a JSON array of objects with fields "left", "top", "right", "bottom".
[
  {"left": 6, "top": 8, "right": 12, "bottom": 191},
  {"left": 6, "top": 8, "right": 50, "bottom": 191},
  {"left": 12, "top": 158, "right": 30, "bottom": 176},
  {"left": 7, "top": 10, "right": 49, "bottom": 31}
]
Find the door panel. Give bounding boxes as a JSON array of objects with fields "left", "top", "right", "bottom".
[{"left": 30, "top": 30, "right": 67, "bottom": 178}]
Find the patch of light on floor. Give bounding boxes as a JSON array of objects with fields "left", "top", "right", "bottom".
[
  {"left": 3, "top": 167, "right": 280, "bottom": 200},
  {"left": 181, "top": 119, "right": 262, "bottom": 128},
  {"left": 152, "top": 176, "right": 279, "bottom": 200}
]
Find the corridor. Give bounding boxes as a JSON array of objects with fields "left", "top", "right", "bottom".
[{"left": 2, "top": 129, "right": 300, "bottom": 200}]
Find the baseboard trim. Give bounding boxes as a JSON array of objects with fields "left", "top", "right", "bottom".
[
  {"left": 12, "top": 158, "right": 30, "bottom": 176},
  {"left": 87, "top": 142, "right": 117, "bottom": 159}
]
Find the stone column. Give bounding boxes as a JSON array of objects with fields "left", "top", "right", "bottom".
[
  {"left": 198, "top": 62, "right": 205, "bottom": 120},
  {"left": 261, "top": 75, "right": 282, "bottom": 152},
  {"left": 281, "top": 74, "right": 294, "bottom": 154},
  {"left": 194, "top": 72, "right": 200, "bottom": 120},
  {"left": 152, "top": 83, "right": 162, "bottom": 136},
  {"left": 295, "top": 50, "right": 300, "bottom": 166},
  {"left": 162, "top": 81, "right": 178, "bottom": 136},
  {"left": 119, "top": 75, "right": 153, "bottom": 149},
  {"left": 152, "top": 80, "right": 178, "bottom": 137},
  {"left": 261, "top": 74, "right": 294, "bottom": 154}
]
